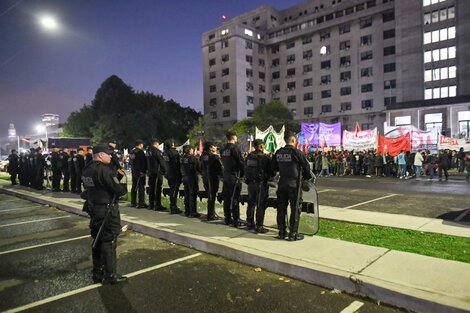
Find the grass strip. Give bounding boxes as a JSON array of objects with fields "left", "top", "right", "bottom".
[{"left": 310, "top": 219, "right": 470, "bottom": 263}]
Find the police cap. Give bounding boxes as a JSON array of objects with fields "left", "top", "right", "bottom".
[{"left": 93, "top": 145, "right": 111, "bottom": 155}]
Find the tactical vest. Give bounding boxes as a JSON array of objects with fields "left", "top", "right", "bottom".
[
  {"left": 275, "top": 147, "right": 299, "bottom": 184},
  {"left": 245, "top": 153, "right": 261, "bottom": 182}
]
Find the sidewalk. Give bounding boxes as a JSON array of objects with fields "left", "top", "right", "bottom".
[{"left": 1, "top": 181, "right": 469, "bottom": 313}]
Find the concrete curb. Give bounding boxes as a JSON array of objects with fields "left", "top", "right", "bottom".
[{"left": 1, "top": 187, "right": 469, "bottom": 313}]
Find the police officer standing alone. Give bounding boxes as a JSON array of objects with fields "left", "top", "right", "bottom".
[
  {"left": 200, "top": 142, "right": 222, "bottom": 221},
  {"left": 129, "top": 139, "right": 148, "bottom": 208},
  {"left": 181, "top": 145, "right": 201, "bottom": 218},
  {"left": 245, "top": 139, "right": 272, "bottom": 233},
  {"left": 162, "top": 139, "right": 182, "bottom": 214},
  {"left": 81, "top": 145, "right": 127, "bottom": 284},
  {"left": 220, "top": 131, "right": 245, "bottom": 227},
  {"left": 147, "top": 138, "right": 167, "bottom": 211},
  {"left": 7, "top": 149, "right": 19, "bottom": 185},
  {"left": 272, "top": 132, "right": 313, "bottom": 241}
]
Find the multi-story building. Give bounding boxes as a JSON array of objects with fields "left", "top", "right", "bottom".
[{"left": 202, "top": 0, "right": 470, "bottom": 137}]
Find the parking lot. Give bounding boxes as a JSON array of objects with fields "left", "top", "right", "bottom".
[{"left": 0, "top": 193, "right": 405, "bottom": 313}]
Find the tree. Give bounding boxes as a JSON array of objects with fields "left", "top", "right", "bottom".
[
  {"left": 62, "top": 105, "right": 93, "bottom": 138},
  {"left": 187, "top": 115, "right": 226, "bottom": 146}
]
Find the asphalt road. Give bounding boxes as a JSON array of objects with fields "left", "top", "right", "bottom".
[{"left": 0, "top": 194, "right": 404, "bottom": 313}]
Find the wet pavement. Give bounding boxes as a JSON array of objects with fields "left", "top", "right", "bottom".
[{"left": 0, "top": 194, "right": 404, "bottom": 313}]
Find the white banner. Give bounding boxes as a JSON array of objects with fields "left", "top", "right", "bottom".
[
  {"left": 438, "top": 135, "right": 470, "bottom": 151},
  {"left": 343, "top": 128, "right": 377, "bottom": 151},
  {"left": 384, "top": 124, "right": 438, "bottom": 152},
  {"left": 255, "top": 125, "right": 285, "bottom": 153}
]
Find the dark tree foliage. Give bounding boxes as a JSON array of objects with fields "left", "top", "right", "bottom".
[{"left": 63, "top": 75, "right": 201, "bottom": 148}]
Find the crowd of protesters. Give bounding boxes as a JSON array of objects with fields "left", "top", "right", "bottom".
[{"left": 305, "top": 147, "right": 470, "bottom": 182}]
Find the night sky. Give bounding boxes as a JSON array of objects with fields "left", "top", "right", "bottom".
[{"left": 0, "top": 0, "right": 300, "bottom": 138}]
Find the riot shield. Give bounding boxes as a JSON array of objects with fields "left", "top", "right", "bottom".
[{"left": 298, "top": 180, "right": 320, "bottom": 235}]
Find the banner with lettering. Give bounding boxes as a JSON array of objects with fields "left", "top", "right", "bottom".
[
  {"left": 255, "top": 125, "right": 285, "bottom": 153},
  {"left": 343, "top": 128, "right": 378, "bottom": 151},
  {"left": 438, "top": 135, "right": 470, "bottom": 151},
  {"left": 384, "top": 124, "right": 438, "bottom": 152}
]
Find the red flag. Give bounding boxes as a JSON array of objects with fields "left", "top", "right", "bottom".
[{"left": 354, "top": 122, "right": 361, "bottom": 138}]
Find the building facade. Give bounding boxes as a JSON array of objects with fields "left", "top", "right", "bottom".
[{"left": 202, "top": 0, "right": 470, "bottom": 137}]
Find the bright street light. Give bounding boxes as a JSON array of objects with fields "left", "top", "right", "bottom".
[
  {"left": 320, "top": 46, "right": 328, "bottom": 55},
  {"left": 39, "top": 15, "right": 59, "bottom": 32},
  {"left": 36, "top": 124, "right": 48, "bottom": 150}
]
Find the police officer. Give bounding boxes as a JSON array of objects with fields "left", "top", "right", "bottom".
[
  {"left": 200, "top": 141, "right": 222, "bottom": 221},
  {"left": 272, "top": 132, "right": 313, "bottom": 241},
  {"left": 19, "top": 152, "right": 28, "bottom": 186},
  {"left": 108, "top": 140, "right": 125, "bottom": 180},
  {"left": 245, "top": 139, "right": 272, "bottom": 233},
  {"left": 181, "top": 145, "right": 200, "bottom": 218},
  {"left": 129, "top": 139, "right": 148, "bottom": 208},
  {"left": 85, "top": 147, "right": 93, "bottom": 166},
  {"left": 147, "top": 138, "right": 167, "bottom": 211},
  {"left": 34, "top": 147, "right": 46, "bottom": 190},
  {"left": 220, "top": 131, "right": 245, "bottom": 227},
  {"left": 7, "top": 149, "right": 19, "bottom": 185},
  {"left": 162, "top": 139, "right": 182, "bottom": 214},
  {"left": 68, "top": 150, "right": 77, "bottom": 193},
  {"left": 50, "top": 147, "right": 62, "bottom": 192},
  {"left": 81, "top": 145, "right": 127, "bottom": 284},
  {"left": 74, "top": 148, "right": 86, "bottom": 193},
  {"left": 61, "top": 149, "right": 70, "bottom": 192},
  {"left": 27, "top": 148, "right": 36, "bottom": 187}
]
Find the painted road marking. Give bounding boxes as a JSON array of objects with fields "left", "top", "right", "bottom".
[
  {"left": 455, "top": 208, "right": 470, "bottom": 222},
  {"left": 0, "top": 235, "right": 90, "bottom": 255},
  {"left": 0, "top": 216, "right": 70, "bottom": 228},
  {"left": 5, "top": 253, "right": 202, "bottom": 313},
  {"left": 342, "top": 194, "right": 399, "bottom": 210},
  {"left": 0, "top": 205, "right": 45, "bottom": 213},
  {"left": 340, "top": 300, "right": 364, "bottom": 313}
]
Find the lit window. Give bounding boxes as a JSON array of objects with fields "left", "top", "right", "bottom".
[
  {"left": 432, "top": 49, "right": 440, "bottom": 61},
  {"left": 431, "top": 0, "right": 439, "bottom": 4},
  {"left": 448, "top": 6, "right": 455, "bottom": 19},
  {"left": 424, "top": 13, "right": 431, "bottom": 24},
  {"left": 440, "top": 8, "right": 447, "bottom": 21},
  {"left": 449, "top": 66, "right": 456, "bottom": 78},
  {"left": 449, "top": 86, "right": 456, "bottom": 97},
  {"left": 433, "top": 87, "right": 440, "bottom": 98},
  {"left": 440, "top": 28, "right": 447, "bottom": 41},
  {"left": 424, "top": 70, "right": 432, "bottom": 82},
  {"left": 425, "top": 89, "right": 432, "bottom": 99},
  {"left": 431, "top": 10, "right": 439, "bottom": 23},
  {"left": 449, "top": 46, "right": 456, "bottom": 58},
  {"left": 424, "top": 32, "right": 431, "bottom": 44},
  {"left": 433, "top": 69, "right": 440, "bottom": 80},
  {"left": 440, "top": 67, "right": 448, "bottom": 79},
  {"left": 244, "top": 29, "right": 253, "bottom": 37},
  {"left": 395, "top": 116, "right": 411, "bottom": 126},
  {"left": 423, "top": 0, "right": 431, "bottom": 6},
  {"left": 221, "top": 29, "right": 229, "bottom": 36},
  {"left": 424, "top": 51, "right": 432, "bottom": 63},
  {"left": 440, "top": 48, "right": 448, "bottom": 60},
  {"left": 441, "top": 87, "right": 448, "bottom": 98},
  {"left": 432, "top": 30, "right": 439, "bottom": 42},
  {"left": 448, "top": 26, "right": 456, "bottom": 39}
]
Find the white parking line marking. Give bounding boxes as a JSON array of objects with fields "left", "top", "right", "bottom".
[
  {"left": 0, "top": 235, "right": 90, "bottom": 255},
  {"left": 5, "top": 253, "right": 202, "bottom": 313},
  {"left": 340, "top": 300, "right": 364, "bottom": 313},
  {"left": 0, "top": 205, "right": 45, "bottom": 213},
  {"left": 455, "top": 208, "right": 470, "bottom": 222},
  {"left": 317, "top": 189, "right": 335, "bottom": 193},
  {"left": 0, "top": 216, "right": 70, "bottom": 228},
  {"left": 1, "top": 198, "right": 25, "bottom": 202},
  {"left": 342, "top": 194, "right": 399, "bottom": 210}
]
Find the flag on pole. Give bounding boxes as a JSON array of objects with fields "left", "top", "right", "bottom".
[{"left": 354, "top": 122, "right": 361, "bottom": 138}]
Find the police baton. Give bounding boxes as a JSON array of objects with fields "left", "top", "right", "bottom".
[{"left": 92, "top": 195, "right": 117, "bottom": 249}]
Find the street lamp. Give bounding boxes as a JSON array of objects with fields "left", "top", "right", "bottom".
[
  {"left": 38, "top": 14, "right": 60, "bottom": 32},
  {"left": 36, "top": 124, "right": 48, "bottom": 151}
]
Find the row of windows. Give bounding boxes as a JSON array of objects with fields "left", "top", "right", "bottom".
[
  {"left": 424, "top": 46, "right": 456, "bottom": 63},
  {"left": 424, "top": 86, "right": 457, "bottom": 99},
  {"left": 268, "top": 2, "right": 394, "bottom": 40},
  {"left": 424, "top": 66, "right": 456, "bottom": 82},
  {"left": 295, "top": 100, "right": 377, "bottom": 114},
  {"left": 423, "top": 0, "right": 448, "bottom": 7},
  {"left": 208, "top": 96, "right": 266, "bottom": 106},
  {"left": 423, "top": 26, "right": 456, "bottom": 44},
  {"left": 424, "top": 6, "right": 455, "bottom": 24}
]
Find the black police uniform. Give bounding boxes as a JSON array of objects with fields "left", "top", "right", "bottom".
[
  {"left": 68, "top": 152, "right": 77, "bottom": 193},
  {"left": 85, "top": 152, "right": 93, "bottom": 166},
  {"left": 129, "top": 147, "right": 147, "bottom": 208},
  {"left": 74, "top": 153, "right": 85, "bottom": 193},
  {"left": 181, "top": 152, "right": 200, "bottom": 217},
  {"left": 34, "top": 150, "right": 46, "bottom": 190},
  {"left": 7, "top": 152, "right": 19, "bottom": 185},
  {"left": 27, "top": 150, "right": 36, "bottom": 187},
  {"left": 220, "top": 142, "right": 245, "bottom": 226},
  {"left": 19, "top": 153, "right": 28, "bottom": 186},
  {"left": 245, "top": 150, "right": 272, "bottom": 231},
  {"left": 163, "top": 147, "right": 182, "bottom": 213},
  {"left": 108, "top": 146, "right": 122, "bottom": 177},
  {"left": 50, "top": 151, "right": 62, "bottom": 191},
  {"left": 147, "top": 146, "right": 166, "bottom": 210},
  {"left": 272, "top": 144, "right": 312, "bottom": 240},
  {"left": 61, "top": 151, "right": 70, "bottom": 192},
  {"left": 81, "top": 158, "right": 127, "bottom": 284},
  {"left": 200, "top": 150, "right": 222, "bottom": 220}
]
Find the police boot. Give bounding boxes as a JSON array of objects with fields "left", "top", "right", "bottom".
[
  {"left": 92, "top": 247, "right": 104, "bottom": 283},
  {"left": 206, "top": 202, "right": 215, "bottom": 221},
  {"left": 288, "top": 232, "right": 304, "bottom": 241},
  {"left": 101, "top": 241, "right": 127, "bottom": 285}
]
